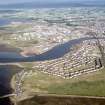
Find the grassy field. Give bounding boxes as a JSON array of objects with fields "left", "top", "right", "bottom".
[
  {"left": 47, "top": 80, "right": 105, "bottom": 96},
  {"left": 20, "top": 66, "right": 105, "bottom": 97}
]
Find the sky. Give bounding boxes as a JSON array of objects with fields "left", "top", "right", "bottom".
[{"left": 0, "top": 0, "right": 101, "bottom": 5}]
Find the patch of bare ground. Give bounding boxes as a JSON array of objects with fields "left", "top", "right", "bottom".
[{"left": 18, "top": 94, "right": 105, "bottom": 105}]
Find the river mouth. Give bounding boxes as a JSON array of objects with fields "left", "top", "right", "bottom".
[
  {"left": 0, "top": 65, "right": 23, "bottom": 105},
  {"left": 0, "top": 36, "right": 105, "bottom": 104},
  {"left": 0, "top": 37, "right": 105, "bottom": 63}
]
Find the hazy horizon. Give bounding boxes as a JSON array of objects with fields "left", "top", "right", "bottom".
[{"left": 0, "top": 0, "right": 104, "bottom": 5}]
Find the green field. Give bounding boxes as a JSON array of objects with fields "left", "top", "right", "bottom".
[{"left": 20, "top": 67, "right": 105, "bottom": 97}]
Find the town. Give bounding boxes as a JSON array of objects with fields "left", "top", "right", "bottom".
[{"left": 0, "top": 8, "right": 105, "bottom": 100}]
